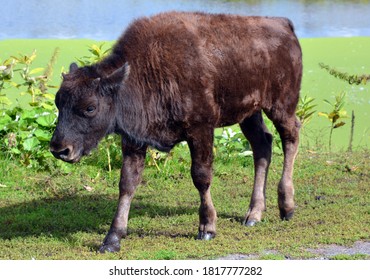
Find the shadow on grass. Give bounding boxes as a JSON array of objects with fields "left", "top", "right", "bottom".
[{"left": 0, "top": 194, "right": 199, "bottom": 241}]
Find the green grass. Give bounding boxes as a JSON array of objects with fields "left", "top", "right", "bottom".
[
  {"left": 330, "top": 254, "right": 368, "bottom": 260},
  {"left": 0, "top": 147, "right": 369, "bottom": 260}
]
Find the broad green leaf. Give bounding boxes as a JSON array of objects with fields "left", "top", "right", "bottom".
[
  {"left": 0, "top": 113, "right": 12, "bottom": 130},
  {"left": 22, "top": 109, "right": 38, "bottom": 120},
  {"left": 34, "top": 128, "right": 51, "bottom": 141},
  {"left": 0, "top": 96, "right": 12, "bottom": 106},
  {"left": 18, "top": 131, "right": 31, "bottom": 140},
  {"left": 29, "top": 101, "right": 41, "bottom": 107},
  {"left": 23, "top": 137, "right": 40, "bottom": 151},
  {"left": 40, "top": 102, "right": 55, "bottom": 110},
  {"left": 11, "top": 148, "right": 21, "bottom": 154},
  {"left": 36, "top": 113, "right": 56, "bottom": 127},
  {"left": 0, "top": 112, "right": 12, "bottom": 123}
]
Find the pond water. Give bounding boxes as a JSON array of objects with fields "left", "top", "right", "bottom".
[{"left": 2, "top": 0, "right": 370, "bottom": 40}]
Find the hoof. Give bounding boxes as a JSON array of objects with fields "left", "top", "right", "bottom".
[
  {"left": 98, "top": 230, "right": 122, "bottom": 253},
  {"left": 196, "top": 231, "right": 215, "bottom": 241},
  {"left": 99, "top": 242, "right": 121, "bottom": 253},
  {"left": 244, "top": 219, "right": 258, "bottom": 227},
  {"left": 280, "top": 209, "right": 294, "bottom": 221}
]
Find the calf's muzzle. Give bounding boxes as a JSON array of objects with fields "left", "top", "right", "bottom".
[{"left": 50, "top": 142, "right": 79, "bottom": 163}]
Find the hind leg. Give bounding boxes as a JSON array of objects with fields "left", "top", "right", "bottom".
[
  {"left": 240, "top": 112, "right": 273, "bottom": 226},
  {"left": 268, "top": 111, "right": 300, "bottom": 220}
]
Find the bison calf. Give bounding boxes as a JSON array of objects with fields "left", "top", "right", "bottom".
[{"left": 50, "top": 12, "right": 302, "bottom": 253}]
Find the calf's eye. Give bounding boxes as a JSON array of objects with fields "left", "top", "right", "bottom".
[{"left": 86, "top": 105, "right": 96, "bottom": 113}]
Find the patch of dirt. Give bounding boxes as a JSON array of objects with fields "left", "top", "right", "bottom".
[
  {"left": 306, "top": 241, "right": 370, "bottom": 259},
  {"left": 217, "top": 241, "right": 370, "bottom": 260}
]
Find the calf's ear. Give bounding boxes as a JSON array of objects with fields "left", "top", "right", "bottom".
[
  {"left": 100, "top": 62, "right": 130, "bottom": 95},
  {"left": 69, "top": 62, "right": 79, "bottom": 73},
  {"left": 106, "top": 62, "right": 130, "bottom": 85}
]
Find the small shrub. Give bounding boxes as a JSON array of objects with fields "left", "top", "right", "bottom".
[
  {"left": 214, "top": 127, "right": 252, "bottom": 159},
  {"left": 0, "top": 50, "right": 60, "bottom": 169},
  {"left": 296, "top": 95, "right": 317, "bottom": 127},
  {"left": 318, "top": 92, "right": 348, "bottom": 152}
]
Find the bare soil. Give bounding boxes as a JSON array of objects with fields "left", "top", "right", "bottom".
[{"left": 218, "top": 241, "right": 370, "bottom": 260}]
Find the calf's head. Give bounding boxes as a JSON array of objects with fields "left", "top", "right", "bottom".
[{"left": 50, "top": 62, "right": 129, "bottom": 163}]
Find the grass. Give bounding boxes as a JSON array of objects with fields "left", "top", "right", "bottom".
[
  {"left": 330, "top": 254, "right": 368, "bottom": 260},
  {"left": 0, "top": 146, "right": 369, "bottom": 260}
]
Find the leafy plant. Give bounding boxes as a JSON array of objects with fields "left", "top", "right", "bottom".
[
  {"left": 1, "top": 106, "right": 57, "bottom": 167},
  {"left": 76, "top": 43, "right": 111, "bottom": 66},
  {"left": 214, "top": 127, "right": 252, "bottom": 159},
  {"left": 296, "top": 95, "right": 317, "bottom": 127},
  {"left": 318, "top": 62, "right": 369, "bottom": 152},
  {"left": 319, "top": 62, "right": 370, "bottom": 85},
  {"left": 12, "top": 49, "right": 58, "bottom": 109},
  {"left": 0, "top": 50, "right": 60, "bottom": 169},
  {"left": 318, "top": 92, "right": 348, "bottom": 152},
  {"left": 0, "top": 58, "right": 17, "bottom": 110}
]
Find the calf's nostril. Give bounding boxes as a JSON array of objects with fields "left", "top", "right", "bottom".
[
  {"left": 50, "top": 144, "right": 73, "bottom": 160},
  {"left": 59, "top": 147, "right": 71, "bottom": 159}
]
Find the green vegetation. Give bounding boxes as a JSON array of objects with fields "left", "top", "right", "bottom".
[
  {"left": 0, "top": 148, "right": 369, "bottom": 260},
  {"left": 300, "top": 37, "right": 370, "bottom": 151},
  {"left": 330, "top": 254, "right": 368, "bottom": 260},
  {"left": 0, "top": 37, "right": 369, "bottom": 259},
  {"left": 318, "top": 92, "right": 348, "bottom": 152},
  {"left": 319, "top": 62, "right": 370, "bottom": 85},
  {"left": 0, "top": 49, "right": 60, "bottom": 168}
]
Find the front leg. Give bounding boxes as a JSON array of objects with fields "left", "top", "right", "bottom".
[
  {"left": 187, "top": 127, "right": 217, "bottom": 240},
  {"left": 99, "top": 142, "right": 147, "bottom": 253}
]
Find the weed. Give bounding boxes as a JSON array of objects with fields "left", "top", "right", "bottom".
[
  {"left": 0, "top": 50, "right": 61, "bottom": 168},
  {"left": 0, "top": 57, "right": 16, "bottom": 109},
  {"left": 319, "top": 62, "right": 370, "bottom": 85},
  {"left": 76, "top": 43, "right": 111, "bottom": 66},
  {"left": 296, "top": 95, "right": 317, "bottom": 127},
  {"left": 214, "top": 127, "right": 252, "bottom": 159},
  {"left": 318, "top": 92, "right": 348, "bottom": 152},
  {"left": 318, "top": 61, "right": 369, "bottom": 151}
]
